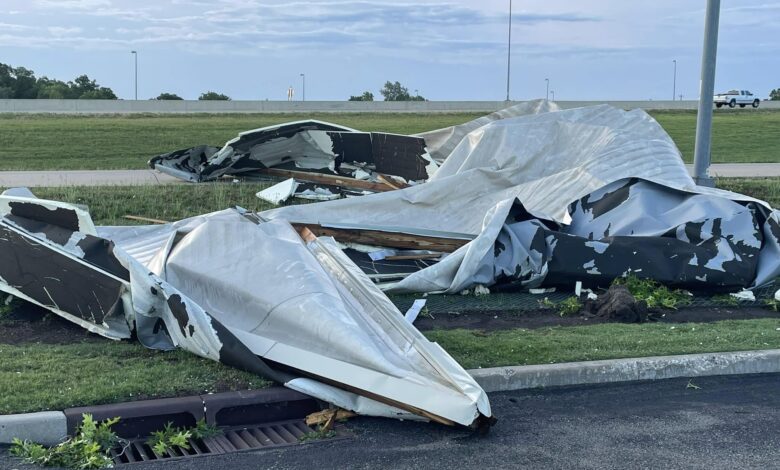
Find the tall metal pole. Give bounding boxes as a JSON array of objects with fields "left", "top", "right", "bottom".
[
  {"left": 300, "top": 73, "right": 305, "bottom": 101},
  {"left": 672, "top": 59, "right": 677, "bottom": 101},
  {"left": 550, "top": 90, "right": 555, "bottom": 101},
  {"left": 545, "top": 78, "right": 549, "bottom": 101},
  {"left": 692, "top": 0, "right": 720, "bottom": 187},
  {"left": 505, "top": 0, "right": 512, "bottom": 101},
  {"left": 131, "top": 50, "right": 137, "bottom": 100}
]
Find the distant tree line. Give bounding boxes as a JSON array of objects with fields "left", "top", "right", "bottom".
[
  {"left": 349, "top": 81, "right": 426, "bottom": 101},
  {"left": 770, "top": 88, "right": 780, "bottom": 101},
  {"left": 0, "top": 63, "right": 117, "bottom": 99}
]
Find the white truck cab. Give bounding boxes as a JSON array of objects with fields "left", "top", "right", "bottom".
[{"left": 714, "top": 90, "right": 760, "bottom": 108}]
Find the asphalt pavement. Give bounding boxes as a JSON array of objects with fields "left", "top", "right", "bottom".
[{"left": 2, "top": 373, "right": 779, "bottom": 470}]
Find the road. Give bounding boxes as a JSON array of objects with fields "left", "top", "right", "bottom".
[
  {"left": 2, "top": 373, "right": 779, "bottom": 469},
  {"left": 0, "top": 164, "right": 780, "bottom": 188}
]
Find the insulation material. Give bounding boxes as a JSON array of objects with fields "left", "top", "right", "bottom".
[
  {"left": 0, "top": 189, "right": 492, "bottom": 429},
  {"left": 262, "top": 103, "right": 780, "bottom": 293}
]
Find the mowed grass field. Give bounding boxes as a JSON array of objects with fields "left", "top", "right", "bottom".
[{"left": 0, "top": 109, "right": 778, "bottom": 170}]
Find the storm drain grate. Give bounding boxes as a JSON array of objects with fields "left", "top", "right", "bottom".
[{"left": 111, "top": 419, "right": 327, "bottom": 465}]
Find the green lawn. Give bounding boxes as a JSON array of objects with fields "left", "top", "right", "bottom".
[
  {"left": 0, "top": 109, "right": 778, "bottom": 170},
  {"left": 1, "top": 318, "right": 777, "bottom": 414},
  {"left": 0, "top": 112, "right": 483, "bottom": 170},
  {"left": 0, "top": 341, "right": 270, "bottom": 415}
]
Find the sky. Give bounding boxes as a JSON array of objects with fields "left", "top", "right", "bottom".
[{"left": 0, "top": 0, "right": 778, "bottom": 101}]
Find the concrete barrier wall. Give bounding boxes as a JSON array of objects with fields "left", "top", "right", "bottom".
[{"left": 1, "top": 99, "right": 778, "bottom": 114}]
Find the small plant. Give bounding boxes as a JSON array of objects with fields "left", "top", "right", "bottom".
[
  {"left": 613, "top": 275, "right": 691, "bottom": 310},
  {"left": 0, "top": 295, "right": 16, "bottom": 320},
  {"left": 418, "top": 306, "right": 434, "bottom": 320},
  {"left": 557, "top": 297, "right": 582, "bottom": 317},
  {"left": 11, "top": 414, "right": 120, "bottom": 469},
  {"left": 765, "top": 298, "right": 780, "bottom": 312},
  {"left": 148, "top": 419, "right": 221, "bottom": 456},
  {"left": 539, "top": 297, "right": 557, "bottom": 309},
  {"left": 299, "top": 425, "right": 337, "bottom": 442}
]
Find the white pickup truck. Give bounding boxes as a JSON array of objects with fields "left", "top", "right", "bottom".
[{"left": 714, "top": 90, "right": 760, "bottom": 108}]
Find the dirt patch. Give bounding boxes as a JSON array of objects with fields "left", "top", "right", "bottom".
[
  {"left": 413, "top": 305, "right": 780, "bottom": 332},
  {"left": 0, "top": 302, "right": 106, "bottom": 345}
]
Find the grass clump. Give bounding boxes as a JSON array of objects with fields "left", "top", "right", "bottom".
[
  {"left": 11, "top": 414, "right": 120, "bottom": 469},
  {"left": 612, "top": 275, "right": 691, "bottom": 310}
]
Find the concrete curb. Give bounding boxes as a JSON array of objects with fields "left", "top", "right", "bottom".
[
  {"left": 469, "top": 349, "right": 780, "bottom": 393},
  {"left": 1, "top": 349, "right": 778, "bottom": 444}
]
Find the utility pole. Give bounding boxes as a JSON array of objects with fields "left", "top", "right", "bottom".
[
  {"left": 672, "top": 59, "right": 677, "bottom": 101},
  {"left": 505, "top": 0, "right": 512, "bottom": 101},
  {"left": 692, "top": 0, "right": 720, "bottom": 187},
  {"left": 131, "top": 50, "right": 137, "bottom": 100},
  {"left": 300, "top": 73, "right": 305, "bottom": 101},
  {"left": 545, "top": 78, "right": 549, "bottom": 101}
]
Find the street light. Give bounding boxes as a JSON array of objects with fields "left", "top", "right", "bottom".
[
  {"left": 545, "top": 78, "right": 549, "bottom": 101},
  {"left": 692, "top": 0, "right": 720, "bottom": 187},
  {"left": 550, "top": 90, "right": 555, "bottom": 101},
  {"left": 505, "top": 0, "right": 512, "bottom": 101},
  {"left": 300, "top": 73, "right": 305, "bottom": 101},
  {"left": 672, "top": 59, "right": 677, "bottom": 101},
  {"left": 130, "top": 50, "right": 137, "bottom": 100}
]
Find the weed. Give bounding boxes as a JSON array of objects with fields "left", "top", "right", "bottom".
[
  {"left": 11, "top": 414, "right": 120, "bottom": 469},
  {"left": 765, "top": 298, "right": 780, "bottom": 312},
  {"left": 299, "top": 425, "right": 337, "bottom": 442},
  {"left": 539, "top": 297, "right": 557, "bottom": 309},
  {"left": 711, "top": 294, "right": 739, "bottom": 306},
  {"left": 418, "top": 306, "right": 434, "bottom": 320},
  {"left": 612, "top": 275, "right": 691, "bottom": 310},
  {"left": 557, "top": 297, "right": 582, "bottom": 317},
  {"left": 147, "top": 419, "right": 222, "bottom": 456}
]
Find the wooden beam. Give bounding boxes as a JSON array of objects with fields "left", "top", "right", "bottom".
[
  {"left": 258, "top": 168, "right": 397, "bottom": 192},
  {"left": 123, "top": 215, "right": 170, "bottom": 224},
  {"left": 292, "top": 223, "right": 468, "bottom": 252}
]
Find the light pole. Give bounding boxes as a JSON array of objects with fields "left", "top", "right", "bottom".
[
  {"left": 545, "top": 78, "right": 549, "bottom": 101},
  {"left": 550, "top": 90, "right": 555, "bottom": 101},
  {"left": 130, "top": 50, "right": 137, "bottom": 100},
  {"left": 505, "top": 0, "right": 512, "bottom": 101},
  {"left": 672, "top": 59, "right": 677, "bottom": 101},
  {"left": 692, "top": 0, "right": 720, "bottom": 187},
  {"left": 300, "top": 73, "right": 305, "bottom": 101}
]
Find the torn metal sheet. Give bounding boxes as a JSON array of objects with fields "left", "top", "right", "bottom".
[
  {"left": 262, "top": 102, "right": 780, "bottom": 294},
  {"left": 0, "top": 189, "right": 492, "bottom": 429},
  {"left": 149, "top": 120, "right": 436, "bottom": 184}
]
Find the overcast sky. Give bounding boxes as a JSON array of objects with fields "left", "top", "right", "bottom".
[{"left": 1, "top": 0, "right": 777, "bottom": 100}]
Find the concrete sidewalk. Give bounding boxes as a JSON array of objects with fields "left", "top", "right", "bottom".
[{"left": 0, "top": 164, "right": 779, "bottom": 187}]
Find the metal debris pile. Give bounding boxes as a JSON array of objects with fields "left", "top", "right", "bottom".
[{"left": 3, "top": 100, "right": 780, "bottom": 431}]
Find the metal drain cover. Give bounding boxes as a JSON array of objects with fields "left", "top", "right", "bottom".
[{"left": 111, "top": 419, "right": 343, "bottom": 464}]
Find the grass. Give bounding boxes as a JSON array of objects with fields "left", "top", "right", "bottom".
[
  {"left": 0, "top": 341, "right": 271, "bottom": 415},
  {"left": 0, "top": 112, "right": 483, "bottom": 170},
  {"left": 427, "top": 319, "right": 780, "bottom": 369},
  {"left": 3, "top": 176, "right": 778, "bottom": 227},
  {"left": 1, "top": 318, "right": 777, "bottom": 414},
  {"left": 651, "top": 109, "right": 780, "bottom": 164},
  {"left": 0, "top": 109, "right": 778, "bottom": 170}
]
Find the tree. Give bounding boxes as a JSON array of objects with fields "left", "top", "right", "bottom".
[
  {"left": 770, "top": 89, "right": 780, "bottom": 101},
  {"left": 348, "top": 91, "right": 374, "bottom": 101},
  {"left": 155, "top": 92, "right": 183, "bottom": 100},
  {"left": 67, "top": 74, "right": 116, "bottom": 99},
  {"left": 198, "top": 91, "right": 231, "bottom": 101},
  {"left": 379, "top": 81, "right": 425, "bottom": 101}
]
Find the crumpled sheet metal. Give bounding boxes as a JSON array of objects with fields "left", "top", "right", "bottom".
[
  {"left": 149, "top": 120, "right": 436, "bottom": 184},
  {"left": 262, "top": 102, "right": 780, "bottom": 293},
  {"left": 0, "top": 189, "right": 491, "bottom": 428}
]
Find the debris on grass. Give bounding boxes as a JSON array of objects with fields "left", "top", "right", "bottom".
[
  {"left": 11, "top": 414, "right": 120, "bottom": 469},
  {"left": 612, "top": 275, "right": 691, "bottom": 310},
  {"left": 583, "top": 284, "right": 650, "bottom": 323},
  {"left": 686, "top": 380, "right": 702, "bottom": 390}
]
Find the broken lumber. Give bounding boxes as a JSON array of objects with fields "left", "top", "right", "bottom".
[
  {"left": 306, "top": 408, "right": 357, "bottom": 427},
  {"left": 292, "top": 223, "right": 469, "bottom": 252},
  {"left": 258, "top": 168, "right": 397, "bottom": 193},
  {"left": 123, "top": 215, "right": 170, "bottom": 224}
]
